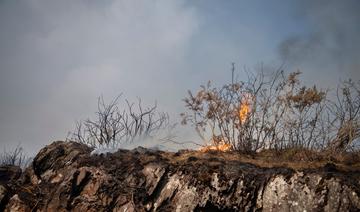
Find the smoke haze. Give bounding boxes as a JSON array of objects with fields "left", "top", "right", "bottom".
[
  {"left": 278, "top": 0, "right": 360, "bottom": 86},
  {"left": 0, "top": 0, "right": 359, "bottom": 154}
]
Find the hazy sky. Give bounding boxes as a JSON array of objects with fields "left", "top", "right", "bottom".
[{"left": 1, "top": 0, "right": 359, "bottom": 154}]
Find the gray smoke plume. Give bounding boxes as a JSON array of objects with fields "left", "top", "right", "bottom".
[{"left": 279, "top": 0, "right": 360, "bottom": 82}]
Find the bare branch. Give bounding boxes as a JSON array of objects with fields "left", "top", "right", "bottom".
[{"left": 71, "top": 95, "right": 169, "bottom": 148}]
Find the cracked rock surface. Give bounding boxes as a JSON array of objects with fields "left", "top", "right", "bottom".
[{"left": 0, "top": 141, "right": 359, "bottom": 211}]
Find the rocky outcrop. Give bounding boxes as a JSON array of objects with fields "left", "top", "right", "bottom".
[{"left": 0, "top": 141, "right": 360, "bottom": 211}]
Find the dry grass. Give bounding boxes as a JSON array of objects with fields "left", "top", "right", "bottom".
[{"left": 161, "top": 149, "right": 360, "bottom": 172}]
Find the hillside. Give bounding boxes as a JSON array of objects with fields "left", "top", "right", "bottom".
[{"left": 1, "top": 141, "right": 360, "bottom": 211}]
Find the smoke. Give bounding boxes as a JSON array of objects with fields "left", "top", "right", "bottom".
[
  {"left": 278, "top": 0, "right": 360, "bottom": 82},
  {"left": 0, "top": 0, "right": 199, "bottom": 154},
  {"left": 1, "top": 0, "right": 359, "bottom": 154}
]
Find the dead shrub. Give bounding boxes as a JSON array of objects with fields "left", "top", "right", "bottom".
[
  {"left": 182, "top": 65, "right": 360, "bottom": 154},
  {"left": 70, "top": 95, "right": 169, "bottom": 148},
  {"left": 0, "top": 145, "right": 30, "bottom": 167}
]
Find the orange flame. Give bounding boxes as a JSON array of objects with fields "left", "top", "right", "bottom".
[
  {"left": 199, "top": 94, "right": 252, "bottom": 153},
  {"left": 239, "top": 95, "right": 252, "bottom": 124},
  {"left": 199, "top": 142, "right": 231, "bottom": 152},
  {"left": 199, "top": 136, "right": 231, "bottom": 152}
]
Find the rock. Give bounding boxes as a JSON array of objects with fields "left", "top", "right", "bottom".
[
  {"left": 0, "top": 165, "right": 22, "bottom": 184},
  {"left": 142, "top": 163, "right": 166, "bottom": 196},
  {"left": 132, "top": 146, "right": 159, "bottom": 154},
  {"left": 0, "top": 165, "right": 22, "bottom": 211},
  {"left": 4, "top": 194, "right": 29, "bottom": 212},
  {"left": 1, "top": 141, "right": 360, "bottom": 211},
  {"left": 0, "top": 185, "right": 8, "bottom": 208},
  {"left": 323, "top": 162, "right": 337, "bottom": 172},
  {"left": 32, "top": 141, "right": 92, "bottom": 178}
]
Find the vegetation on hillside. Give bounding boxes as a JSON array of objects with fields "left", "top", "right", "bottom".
[
  {"left": 181, "top": 67, "right": 360, "bottom": 154},
  {"left": 69, "top": 95, "right": 170, "bottom": 148},
  {"left": 0, "top": 145, "right": 30, "bottom": 167},
  {"left": 65, "top": 65, "right": 360, "bottom": 163}
]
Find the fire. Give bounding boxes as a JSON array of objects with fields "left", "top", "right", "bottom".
[
  {"left": 199, "top": 142, "right": 231, "bottom": 152},
  {"left": 199, "top": 94, "right": 252, "bottom": 153},
  {"left": 199, "top": 136, "right": 231, "bottom": 152},
  {"left": 239, "top": 94, "right": 252, "bottom": 124}
]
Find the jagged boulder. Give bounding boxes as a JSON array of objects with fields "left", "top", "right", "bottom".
[
  {"left": 0, "top": 165, "right": 22, "bottom": 211},
  {"left": 0, "top": 165, "right": 21, "bottom": 184},
  {"left": 1, "top": 141, "right": 359, "bottom": 211}
]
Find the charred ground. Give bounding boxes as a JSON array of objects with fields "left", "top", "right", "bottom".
[{"left": 0, "top": 141, "right": 360, "bottom": 211}]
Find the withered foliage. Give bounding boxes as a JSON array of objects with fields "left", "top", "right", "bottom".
[
  {"left": 327, "top": 80, "right": 360, "bottom": 152},
  {"left": 0, "top": 145, "right": 29, "bottom": 167},
  {"left": 71, "top": 95, "right": 169, "bottom": 148},
  {"left": 182, "top": 68, "right": 360, "bottom": 153}
]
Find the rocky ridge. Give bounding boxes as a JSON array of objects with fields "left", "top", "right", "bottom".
[{"left": 0, "top": 141, "right": 360, "bottom": 211}]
